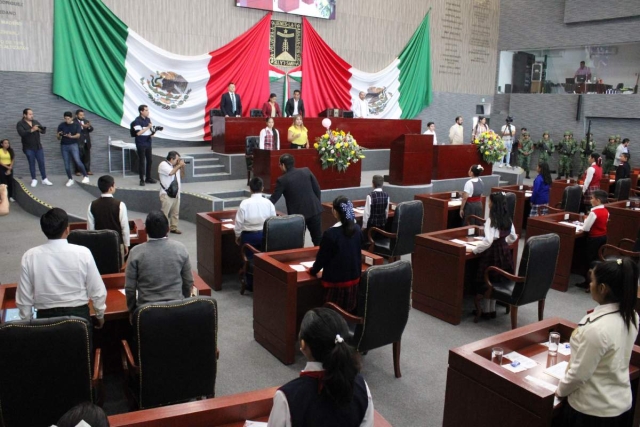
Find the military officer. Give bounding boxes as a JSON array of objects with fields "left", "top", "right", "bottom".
[
  {"left": 602, "top": 135, "right": 617, "bottom": 174},
  {"left": 518, "top": 131, "right": 534, "bottom": 179}
]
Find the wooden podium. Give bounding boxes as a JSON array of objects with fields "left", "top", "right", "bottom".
[
  {"left": 432, "top": 145, "right": 492, "bottom": 180},
  {"left": 252, "top": 148, "right": 361, "bottom": 193},
  {"left": 388, "top": 134, "right": 433, "bottom": 185}
]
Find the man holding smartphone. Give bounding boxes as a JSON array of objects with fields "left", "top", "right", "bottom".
[
  {"left": 57, "top": 111, "right": 90, "bottom": 187},
  {"left": 16, "top": 108, "right": 53, "bottom": 188},
  {"left": 132, "top": 104, "right": 157, "bottom": 186}
]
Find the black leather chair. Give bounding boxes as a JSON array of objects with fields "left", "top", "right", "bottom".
[
  {"left": 548, "top": 185, "right": 581, "bottom": 214},
  {"left": 477, "top": 233, "right": 560, "bottom": 329},
  {"left": 121, "top": 297, "right": 218, "bottom": 409},
  {"left": 0, "top": 317, "right": 102, "bottom": 427},
  {"left": 240, "top": 214, "right": 306, "bottom": 294},
  {"left": 325, "top": 261, "right": 412, "bottom": 378},
  {"left": 609, "top": 178, "right": 631, "bottom": 202},
  {"left": 67, "top": 229, "right": 122, "bottom": 274},
  {"left": 250, "top": 109, "right": 263, "bottom": 117},
  {"left": 465, "top": 192, "right": 516, "bottom": 226},
  {"left": 245, "top": 136, "right": 260, "bottom": 185},
  {"left": 368, "top": 200, "right": 423, "bottom": 262},
  {"left": 599, "top": 238, "right": 640, "bottom": 263}
]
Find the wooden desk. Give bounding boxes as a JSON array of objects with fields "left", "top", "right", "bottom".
[
  {"left": 253, "top": 247, "right": 383, "bottom": 364},
  {"left": 432, "top": 145, "right": 492, "bottom": 180},
  {"left": 320, "top": 199, "right": 397, "bottom": 232},
  {"left": 209, "top": 115, "right": 421, "bottom": 153},
  {"left": 607, "top": 200, "right": 640, "bottom": 246},
  {"left": 69, "top": 219, "right": 148, "bottom": 246},
  {"left": 109, "top": 386, "right": 393, "bottom": 426},
  {"left": 491, "top": 184, "right": 533, "bottom": 234},
  {"left": 444, "top": 317, "right": 640, "bottom": 427},
  {"left": 526, "top": 213, "right": 587, "bottom": 292},
  {"left": 549, "top": 179, "right": 578, "bottom": 208},
  {"left": 388, "top": 134, "right": 433, "bottom": 185},
  {"left": 412, "top": 226, "right": 518, "bottom": 325},
  {"left": 196, "top": 210, "right": 243, "bottom": 291},
  {"left": 252, "top": 148, "right": 361, "bottom": 193},
  {"left": 414, "top": 191, "right": 486, "bottom": 234}
]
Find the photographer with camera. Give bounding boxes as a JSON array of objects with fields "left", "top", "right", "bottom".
[
  {"left": 16, "top": 108, "right": 53, "bottom": 188},
  {"left": 499, "top": 117, "right": 516, "bottom": 168},
  {"left": 132, "top": 105, "right": 163, "bottom": 186},
  {"left": 158, "top": 151, "right": 185, "bottom": 234}
]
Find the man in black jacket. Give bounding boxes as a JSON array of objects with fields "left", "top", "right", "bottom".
[
  {"left": 220, "top": 82, "right": 242, "bottom": 117},
  {"left": 74, "top": 109, "right": 93, "bottom": 176},
  {"left": 269, "top": 154, "right": 322, "bottom": 246},
  {"left": 284, "top": 90, "right": 305, "bottom": 118}
]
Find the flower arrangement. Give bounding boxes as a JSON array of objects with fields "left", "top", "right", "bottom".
[
  {"left": 473, "top": 130, "right": 508, "bottom": 164},
  {"left": 314, "top": 129, "right": 365, "bottom": 172}
]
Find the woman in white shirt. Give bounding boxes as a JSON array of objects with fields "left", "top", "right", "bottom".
[
  {"left": 468, "top": 192, "right": 518, "bottom": 321},
  {"left": 259, "top": 117, "right": 280, "bottom": 150},
  {"left": 556, "top": 258, "right": 639, "bottom": 426}
]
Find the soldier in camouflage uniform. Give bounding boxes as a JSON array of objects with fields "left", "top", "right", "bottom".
[
  {"left": 536, "top": 131, "right": 554, "bottom": 165},
  {"left": 578, "top": 132, "right": 596, "bottom": 178},
  {"left": 556, "top": 131, "right": 575, "bottom": 179},
  {"left": 518, "top": 131, "right": 534, "bottom": 179},
  {"left": 602, "top": 135, "right": 617, "bottom": 174}
]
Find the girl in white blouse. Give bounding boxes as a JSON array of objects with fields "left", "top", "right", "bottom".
[{"left": 556, "top": 258, "right": 639, "bottom": 425}]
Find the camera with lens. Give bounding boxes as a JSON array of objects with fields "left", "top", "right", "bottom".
[
  {"left": 506, "top": 116, "right": 514, "bottom": 123},
  {"left": 151, "top": 126, "right": 164, "bottom": 133}
]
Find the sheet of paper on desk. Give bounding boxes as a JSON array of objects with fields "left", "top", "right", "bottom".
[
  {"left": 448, "top": 200, "right": 462, "bottom": 207},
  {"left": 244, "top": 422, "right": 268, "bottom": 427},
  {"left": 525, "top": 375, "right": 558, "bottom": 393},
  {"left": 465, "top": 240, "right": 484, "bottom": 247},
  {"left": 559, "top": 221, "right": 583, "bottom": 233},
  {"left": 504, "top": 351, "right": 538, "bottom": 369},
  {"left": 450, "top": 239, "right": 468, "bottom": 246},
  {"left": 221, "top": 218, "right": 233, "bottom": 222},
  {"left": 223, "top": 223, "right": 235, "bottom": 229},
  {"left": 544, "top": 360, "right": 568, "bottom": 380},
  {"left": 502, "top": 363, "right": 527, "bottom": 373},
  {"left": 290, "top": 264, "right": 307, "bottom": 272},
  {"left": 525, "top": 191, "right": 532, "bottom": 197},
  {"left": 300, "top": 261, "right": 315, "bottom": 268},
  {"left": 130, "top": 233, "right": 138, "bottom": 239}
]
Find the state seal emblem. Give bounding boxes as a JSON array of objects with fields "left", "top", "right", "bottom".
[{"left": 140, "top": 71, "right": 192, "bottom": 110}]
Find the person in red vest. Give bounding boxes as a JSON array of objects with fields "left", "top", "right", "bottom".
[
  {"left": 576, "top": 189, "right": 609, "bottom": 290},
  {"left": 580, "top": 152, "right": 602, "bottom": 211}
]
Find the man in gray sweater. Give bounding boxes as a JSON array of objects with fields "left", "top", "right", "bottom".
[{"left": 125, "top": 210, "right": 194, "bottom": 314}]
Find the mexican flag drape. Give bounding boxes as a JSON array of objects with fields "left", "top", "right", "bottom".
[{"left": 53, "top": 0, "right": 272, "bottom": 141}]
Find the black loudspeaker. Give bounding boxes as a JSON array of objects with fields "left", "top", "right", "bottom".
[
  {"left": 250, "top": 109, "right": 263, "bottom": 117},
  {"left": 576, "top": 95, "right": 582, "bottom": 121},
  {"left": 475, "top": 105, "right": 485, "bottom": 115},
  {"left": 342, "top": 111, "right": 354, "bottom": 118}
]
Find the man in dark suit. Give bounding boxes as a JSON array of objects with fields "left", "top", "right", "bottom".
[
  {"left": 269, "top": 153, "right": 322, "bottom": 246},
  {"left": 284, "top": 89, "right": 305, "bottom": 118},
  {"left": 74, "top": 109, "right": 93, "bottom": 176},
  {"left": 220, "top": 82, "right": 242, "bottom": 117}
]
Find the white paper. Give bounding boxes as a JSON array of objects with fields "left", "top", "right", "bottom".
[
  {"left": 448, "top": 200, "right": 462, "bottom": 207},
  {"left": 502, "top": 363, "right": 527, "bottom": 373},
  {"left": 541, "top": 341, "right": 571, "bottom": 356},
  {"left": 290, "top": 264, "right": 307, "bottom": 272},
  {"left": 525, "top": 191, "right": 532, "bottom": 198},
  {"left": 467, "top": 228, "right": 475, "bottom": 236},
  {"left": 544, "top": 361, "right": 568, "bottom": 380},
  {"left": 465, "top": 240, "right": 484, "bottom": 247},
  {"left": 554, "top": 396, "right": 563, "bottom": 406},
  {"left": 364, "top": 256, "right": 373, "bottom": 266},
  {"left": 450, "top": 239, "right": 468, "bottom": 246},
  {"left": 563, "top": 213, "right": 570, "bottom": 220},
  {"left": 300, "top": 261, "right": 315, "bottom": 268},
  {"left": 130, "top": 233, "right": 138, "bottom": 239},
  {"left": 559, "top": 221, "right": 583, "bottom": 233},
  {"left": 223, "top": 223, "right": 235, "bottom": 229},
  {"left": 118, "top": 289, "right": 126, "bottom": 296},
  {"left": 525, "top": 375, "right": 558, "bottom": 393},
  {"left": 221, "top": 218, "right": 233, "bottom": 222},
  {"left": 504, "top": 351, "right": 538, "bottom": 369},
  {"left": 473, "top": 236, "right": 484, "bottom": 240},
  {"left": 244, "top": 422, "right": 268, "bottom": 427},
  {"left": 519, "top": 185, "right": 524, "bottom": 190},
  {"left": 451, "top": 192, "right": 457, "bottom": 198}
]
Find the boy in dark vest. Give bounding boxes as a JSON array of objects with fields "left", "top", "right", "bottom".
[
  {"left": 87, "top": 175, "right": 130, "bottom": 257},
  {"left": 362, "top": 174, "right": 390, "bottom": 237}
]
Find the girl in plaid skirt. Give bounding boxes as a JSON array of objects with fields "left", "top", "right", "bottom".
[{"left": 530, "top": 161, "right": 552, "bottom": 217}]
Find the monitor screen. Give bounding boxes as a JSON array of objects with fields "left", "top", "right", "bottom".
[
  {"left": 576, "top": 75, "right": 586, "bottom": 83},
  {"left": 565, "top": 78, "right": 576, "bottom": 85}
]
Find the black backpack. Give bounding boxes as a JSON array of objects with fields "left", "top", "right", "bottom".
[{"left": 129, "top": 120, "right": 137, "bottom": 138}]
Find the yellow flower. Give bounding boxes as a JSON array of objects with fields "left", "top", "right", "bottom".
[
  {"left": 359, "top": 155, "right": 365, "bottom": 159},
  {"left": 313, "top": 143, "right": 319, "bottom": 149},
  {"left": 488, "top": 142, "right": 492, "bottom": 146},
  {"left": 335, "top": 143, "right": 342, "bottom": 149},
  {"left": 351, "top": 150, "right": 355, "bottom": 155},
  {"left": 474, "top": 139, "right": 479, "bottom": 144},
  {"left": 485, "top": 151, "right": 489, "bottom": 155},
  {"left": 328, "top": 158, "right": 335, "bottom": 162},
  {"left": 341, "top": 131, "right": 346, "bottom": 136}
]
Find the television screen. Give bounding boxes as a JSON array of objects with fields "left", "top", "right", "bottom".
[{"left": 236, "top": 0, "right": 336, "bottom": 20}]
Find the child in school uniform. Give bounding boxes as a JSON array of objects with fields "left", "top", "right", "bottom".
[
  {"left": 556, "top": 258, "right": 638, "bottom": 426},
  {"left": 576, "top": 189, "right": 610, "bottom": 290},
  {"left": 530, "top": 162, "right": 552, "bottom": 217},
  {"left": 468, "top": 192, "right": 518, "bottom": 320},
  {"left": 362, "top": 174, "right": 389, "bottom": 233},
  {"left": 615, "top": 152, "right": 631, "bottom": 184},
  {"left": 581, "top": 152, "right": 603, "bottom": 211},
  {"left": 309, "top": 196, "right": 363, "bottom": 313},
  {"left": 267, "top": 308, "right": 374, "bottom": 427},
  {"left": 460, "top": 164, "right": 484, "bottom": 226}
]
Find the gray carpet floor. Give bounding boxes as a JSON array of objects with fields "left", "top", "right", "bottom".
[{"left": 0, "top": 173, "right": 596, "bottom": 426}]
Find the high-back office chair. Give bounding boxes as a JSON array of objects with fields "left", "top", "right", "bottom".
[
  {"left": 548, "top": 185, "right": 582, "bottom": 214},
  {"left": 250, "top": 109, "right": 263, "bottom": 117},
  {"left": 598, "top": 237, "right": 640, "bottom": 263},
  {"left": 121, "top": 297, "right": 218, "bottom": 409},
  {"left": 465, "top": 192, "right": 516, "bottom": 226},
  {"left": 476, "top": 233, "right": 560, "bottom": 329},
  {"left": 609, "top": 178, "right": 631, "bottom": 202},
  {"left": 0, "top": 317, "right": 102, "bottom": 427},
  {"left": 367, "top": 200, "right": 423, "bottom": 262},
  {"left": 325, "top": 261, "right": 412, "bottom": 378},
  {"left": 244, "top": 136, "right": 260, "bottom": 185},
  {"left": 68, "top": 229, "right": 122, "bottom": 274},
  {"left": 240, "top": 214, "right": 306, "bottom": 294}
]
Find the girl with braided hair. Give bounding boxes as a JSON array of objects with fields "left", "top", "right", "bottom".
[
  {"left": 267, "top": 308, "right": 373, "bottom": 426},
  {"left": 309, "top": 196, "right": 363, "bottom": 312}
]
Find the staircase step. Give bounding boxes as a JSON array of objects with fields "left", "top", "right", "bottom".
[
  {"left": 193, "top": 165, "right": 226, "bottom": 174},
  {"left": 193, "top": 158, "right": 221, "bottom": 166},
  {"left": 211, "top": 190, "right": 250, "bottom": 199},
  {"left": 192, "top": 172, "right": 230, "bottom": 177},
  {"left": 188, "top": 153, "right": 218, "bottom": 159},
  {"left": 221, "top": 197, "right": 249, "bottom": 208}
]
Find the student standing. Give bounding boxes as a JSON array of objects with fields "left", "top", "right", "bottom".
[
  {"left": 362, "top": 174, "right": 389, "bottom": 232},
  {"left": 267, "top": 308, "right": 374, "bottom": 427},
  {"left": 87, "top": 175, "right": 130, "bottom": 257},
  {"left": 469, "top": 192, "right": 518, "bottom": 320},
  {"left": 530, "top": 162, "right": 552, "bottom": 217},
  {"left": 615, "top": 152, "right": 631, "bottom": 184},
  {"left": 259, "top": 117, "right": 280, "bottom": 150},
  {"left": 460, "top": 165, "right": 484, "bottom": 225},
  {"left": 556, "top": 258, "right": 638, "bottom": 426},
  {"left": 576, "top": 190, "right": 610, "bottom": 290},
  {"left": 309, "top": 197, "right": 363, "bottom": 313},
  {"left": 581, "top": 153, "right": 602, "bottom": 209}
]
